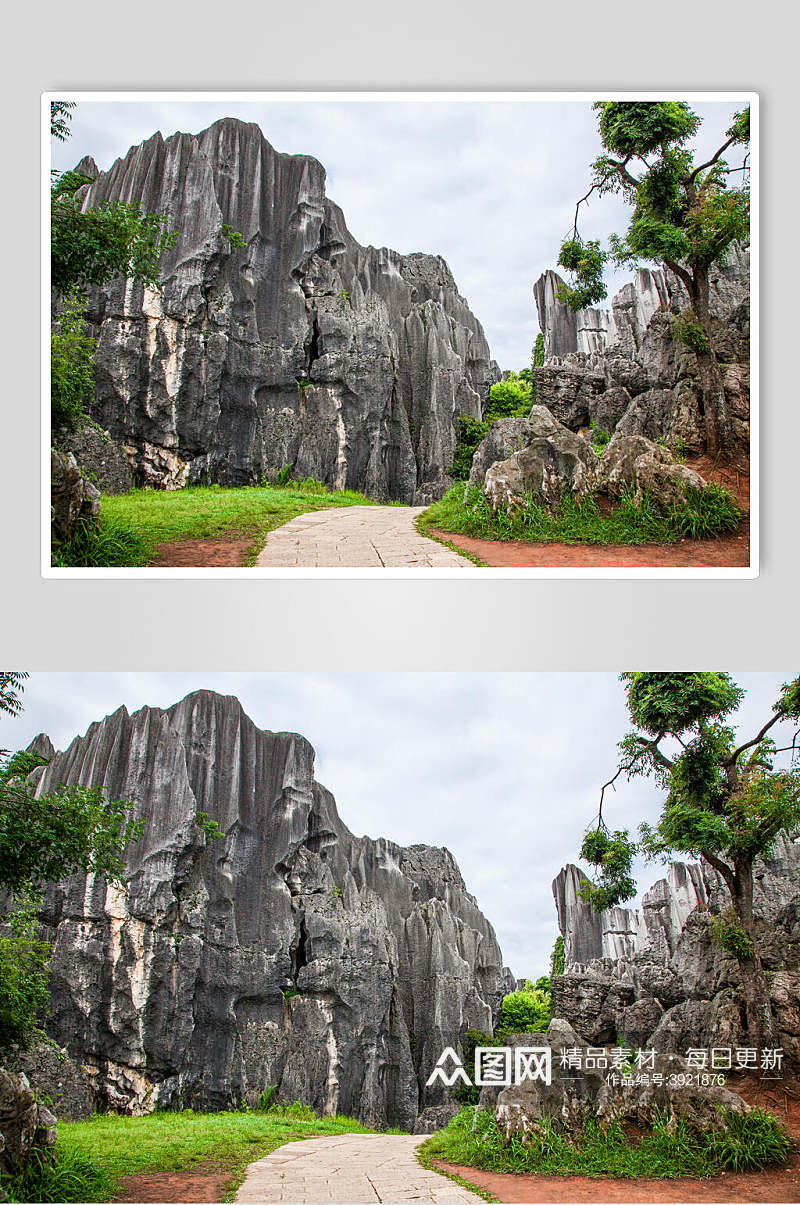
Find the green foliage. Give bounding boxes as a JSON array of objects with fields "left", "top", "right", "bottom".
[
  {"left": 589, "top": 420, "right": 611, "bottom": 453},
  {"left": 595, "top": 100, "right": 700, "bottom": 158},
  {"left": 50, "top": 101, "right": 76, "bottom": 144},
  {"left": 550, "top": 935, "right": 565, "bottom": 977},
  {"left": 51, "top": 515, "right": 151, "bottom": 569},
  {"left": 623, "top": 670, "right": 745, "bottom": 739},
  {"left": 4, "top": 1145, "right": 111, "bottom": 1204},
  {"left": 579, "top": 828, "right": 637, "bottom": 910},
  {"left": 455, "top": 1028, "right": 499, "bottom": 1105},
  {"left": 451, "top": 417, "right": 489, "bottom": 479},
  {"left": 419, "top": 482, "right": 741, "bottom": 547},
  {"left": 0, "top": 673, "right": 28, "bottom": 719},
  {"left": 51, "top": 186, "right": 177, "bottom": 294},
  {"left": 282, "top": 987, "right": 300, "bottom": 1000},
  {"left": 221, "top": 223, "right": 247, "bottom": 250},
  {"left": 0, "top": 888, "right": 52, "bottom": 1049},
  {"left": 420, "top": 1104, "right": 791, "bottom": 1180},
  {"left": 194, "top": 811, "right": 224, "bottom": 841},
  {"left": 0, "top": 748, "right": 144, "bottom": 893},
  {"left": 329, "top": 885, "right": 342, "bottom": 898},
  {"left": 497, "top": 978, "right": 552, "bottom": 1037},
  {"left": 533, "top": 332, "right": 545, "bottom": 367},
  {"left": 672, "top": 310, "right": 711, "bottom": 353},
  {"left": 710, "top": 908, "right": 755, "bottom": 959},
  {"left": 256, "top": 1085, "right": 278, "bottom": 1112},
  {"left": 450, "top": 372, "right": 532, "bottom": 479},
  {"left": 51, "top": 290, "right": 96, "bottom": 435},
  {"left": 485, "top": 372, "right": 532, "bottom": 421},
  {"left": 557, "top": 238, "right": 608, "bottom": 311}
]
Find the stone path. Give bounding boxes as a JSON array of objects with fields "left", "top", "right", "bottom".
[
  {"left": 254, "top": 506, "right": 472, "bottom": 568},
  {"left": 235, "top": 1134, "right": 483, "bottom": 1203}
]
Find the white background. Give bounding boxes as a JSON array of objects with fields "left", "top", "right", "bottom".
[{"left": 1, "top": 0, "right": 798, "bottom": 667}]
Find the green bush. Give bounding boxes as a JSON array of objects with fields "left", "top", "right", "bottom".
[
  {"left": 4, "top": 1147, "right": 111, "bottom": 1204},
  {"left": 51, "top": 516, "right": 151, "bottom": 569},
  {"left": 497, "top": 978, "right": 552, "bottom": 1038},
  {"left": 0, "top": 889, "right": 52, "bottom": 1049},
  {"left": 51, "top": 291, "right": 96, "bottom": 436},
  {"left": 533, "top": 332, "right": 545, "bottom": 367},
  {"left": 551, "top": 935, "right": 565, "bottom": 977},
  {"left": 451, "top": 417, "right": 489, "bottom": 479},
  {"left": 485, "top": 373, "right": 532, "bottom": 422}
]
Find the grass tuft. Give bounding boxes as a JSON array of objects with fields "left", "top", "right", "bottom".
[
  {"left": 4, "top": 1146, "right": 112, "bottom": 1203},
  {"left": 420, "top": 1105, "right": 792, "bottom": 1181},
  {"left": 51, "top": 516, "right": 151, "bottom": 568},
  {"left": 419, "top": 483, "right": 741, "bottom": 547}
]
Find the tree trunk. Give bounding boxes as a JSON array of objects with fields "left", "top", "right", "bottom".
[
  {"left": 731, "top": 864, "right": 778, "bottom": 1052},
  {"left": 689, "top": 269, "right": 738, "bottom": 460}
]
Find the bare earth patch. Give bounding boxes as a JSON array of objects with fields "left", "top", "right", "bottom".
[
  {"left": 114, "top": 1161, "right": 232, "bottom": 1203},
  {"left": 150, "top": 534, "right": 256, "bottom": 567}
]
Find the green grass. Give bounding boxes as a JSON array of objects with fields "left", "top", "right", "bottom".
[
  {"left": 54, "top": 480, "right": 389, "bottom": 568},
  {"left": 20, "top": 1103, "right": 374, "bottom": 1203},
  {"left": 419, "top": 483, "right": 742, "bottom": 547},
  {"left": 420, "top": 1105, "right": 793, "bottom": 1181}
]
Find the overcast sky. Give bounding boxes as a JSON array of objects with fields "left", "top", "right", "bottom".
[
  {"left": 51, "top": 97, "right": 746, "bottom": 369},
  {"left": 5, "top": 671, "right": 792, "bottom": 976}
]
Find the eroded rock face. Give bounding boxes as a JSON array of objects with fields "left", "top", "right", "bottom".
[
  {"left": 0, "top": 1070, "right": 57, "bottom": 1179},
  {"left": 494, "top": 1023, "right": 748, "bottom": 1144},
  {"left": 77, "top": 119, "right": 497, "bottom": 503},
  {"left": 50, "top": 450, "right": 101, "bottom": 542},
  {"left": 59, "top": 426, "right": 134, "bottom": 496},
  {"left": 482, "top": 409, "right": 600, "bottom": 513},
  {"left": 551, "top": 839, "right": 800, "bottom": 1062},
  {"left": 531, "top": 247, "right": 750, "bottom": 454},
  {"left": 4, "top": 1039, "right": 95, "bottom": 1122},
  {"left": 29, "top": 691, "right": 513, "bottom": 1128}
]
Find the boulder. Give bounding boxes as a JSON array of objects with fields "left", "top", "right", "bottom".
[
  {"left": 599, "top": 434, "right": 672, "bottom": 500},
  {"left": 632, "top": 454, "right": 708, "bottom": 509},
  {"left": 483, "top": 422, "right": 600, "bottom": 514},
  {"left": 50, "top": 450, "right": 101, "bottom": 543},
  {"left": 613, "top": 385, "right": 704, "bottom": 452},
  {"left": 529, "top": 365, "right": 606, "bottom": 430},
  {"left": 494, "top": 1031, "right": 749, "bottom": 1144},
  {"left": 0, "top": 1070, "right": 57, "bottom": 1180},
  {"left": 59, "top": 424, "right": 134, "bottom": 496},
  {"left": 5, "top": 1039, "right": 94, "bottom": 1122},
  {"left": 467, "top": 408, "right": 562, "bottom": 492}
]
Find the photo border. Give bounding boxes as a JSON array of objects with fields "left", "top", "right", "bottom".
[{"left": 41, "top": 90, "right": 759, "bottom": 580}]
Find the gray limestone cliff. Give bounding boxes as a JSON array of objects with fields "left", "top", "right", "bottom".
[
  {"left": 27, "top": 691, "right": 513, "bottom": 1127},
  {"left": 550, "top": 840, "right": 800, "bottom": 1062},
  {"left": 530, "top": 249, "right": 750, "bottom": 454},
  {"left": 74, "top": 119, "right": 497, "bottom": 503}
]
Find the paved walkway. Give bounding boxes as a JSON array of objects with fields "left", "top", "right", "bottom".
[
  {"left": 255, "top": 507, "right": 472, "bottom": 568},
  {"left": 235, "top": 1134, "right": 483, "bottom": 1203}
]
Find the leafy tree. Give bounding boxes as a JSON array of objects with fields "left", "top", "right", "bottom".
[
  {"left": 485, "top": 372, "right": 532, "bottom": 422},
  {"left": 533, "top": 332, "right": 545, "bottom": 368},
  {"left": 0, "top": 672, "right": 27, "bottom": 720},
  {"left": 581, "top": 672, "right": 800, "bottom": 1049},
  {"left": 558, "top": 102, "right": 750, "bottom": 458},
  {"left": 550, "top": 934, "right": 565, "bottom": 977}
]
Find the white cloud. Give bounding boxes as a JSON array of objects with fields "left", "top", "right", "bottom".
[
  {"left": 51, "top": 97, "right": 744, "bottom": 369},
  {"left": 5, "top": 672, "right": 789, "bottom": 977}
]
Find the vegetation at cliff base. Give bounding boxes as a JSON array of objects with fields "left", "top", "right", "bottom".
[
  {"left": 419, "top": 481, "right": 741, "bottom": 546},
  {"left": 23, "top": 1105, "right": 378, "bottom": 1203},
  {"left": 56, "top": 480, "right": 388, "bottom": 568},
  {"left": 421, "top": 1105, "right": 792, "bottom": 1180},
  {"left": 451, "top": 371, "right": 533, "bottom": 479}
]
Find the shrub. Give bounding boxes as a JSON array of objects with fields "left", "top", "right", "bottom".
[
  {"left": 51, "top": 290, "right": 96, "bottom": 437},
  {"left": 0, "top": 889, "right": 52, "bottom": 1048},
  {"left": 450, "top": 417, "right": 489, "bottom": 480},
  {"left": 497, "top": 979, "right": 552, "bottom": 1038},
  {"left": 710, "top": 908, "right": 754, "bottom": 959},
  {"left": 550, "top": 935, "right": 565, "bottom": 977},
  {"left": 485, "top": 373, "right": 532, "bottom": 423},
  {"left": 4, "top": 1146, "right": 111, "bottom": 1204},
  {"left": 672, "top": 309, "right": 711, "bottom": 353},
  {"left": 51, "top": 516, "right": 151, "bottom": 569}
]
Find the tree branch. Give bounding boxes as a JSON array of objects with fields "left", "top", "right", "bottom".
[
  {"left": 663, "top": 257, "right": 695, "bottom": 294},
  {"left": 725, "top": 712, "right": 783, "bottom": 767},
  {"left": 688, "top": 135, "right": 736, "bottom": 185},
  {"left": 700, "top": 848, "right": 737, "bottom": 895}
]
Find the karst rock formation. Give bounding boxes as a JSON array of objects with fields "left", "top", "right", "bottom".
[
  {"left": 28, "top": 691, "right": 513, "bottom": 1129},
  {"left": 72, "top": 119, "right": 497, "bottom": 503},
  {"left": 550, "top": 837, "right": 800, "bottom": 1063}
]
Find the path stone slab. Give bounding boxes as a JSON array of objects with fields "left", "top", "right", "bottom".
[
  {"left": 235, "top": 1134, "right": 483, "bottom": 1204},
  {"left": 255, "top": 507, "right": 472, "bottom": 568}
]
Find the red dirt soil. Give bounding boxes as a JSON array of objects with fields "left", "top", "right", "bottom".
[
  {"left": 432, "top": 456, "right": 751, "bottom": 570},
  {"left": 113, "top": 1162, "right": 231, "bottom": 1203},
  {"left": 150, "top": 535, "right": 254, "bottom": 567}
]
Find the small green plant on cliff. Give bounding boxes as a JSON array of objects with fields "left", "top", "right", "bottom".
[
  {"left": 551, "top": 935, "right": 565, "bottom": 977},
  {"left": 672, "top": 309, "right": 711, "bottom": 353},
  {"left": 710, "top": 908, "right": 755, "bottom": 959},
  {"left": 589, "top": 420, "right": 611, "bottom": 453},
  {"left": 533, "top": 332, "right": 545, "bottom": 367}
]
